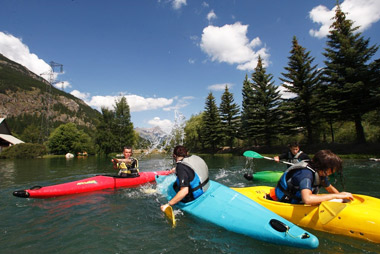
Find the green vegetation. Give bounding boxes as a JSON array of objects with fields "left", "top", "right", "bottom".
[
  {"left": 47, "top": 123, "right": 93, "bottom": 155},
  {"left": 183, "top": 5, "right": 380, "bottom": 155},
  {"left": 0, "top": 143, "right": 47, "bottom": 159},
  {"left": 95, "top": 97, "right": 135, "bottom": 155}
]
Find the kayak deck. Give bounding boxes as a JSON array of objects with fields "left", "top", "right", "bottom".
[
  {"left": 156, "top": 175, "right": 319, "bottom": 249},
  {"left": 13, "top": 171, "right": 171, "bottom": 198},
  {"left": 232, "top": 186, "right": 380, "bottom": 243}
]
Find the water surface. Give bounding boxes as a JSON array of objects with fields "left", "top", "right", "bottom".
[{"left": 1, "top": 154, "right": 380, "bottom": 253}]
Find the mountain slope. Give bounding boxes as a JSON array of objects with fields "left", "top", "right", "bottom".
[{"left": 0, "top": 53, "right": 100, "bottom": 136}]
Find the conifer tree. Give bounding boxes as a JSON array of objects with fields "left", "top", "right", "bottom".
[
  {"left": 114, "top": 96, "right": 135, "bottom": 151},
  {"left": 202, "top": 92, "right": 222, "bottom": 151},
  {"left": 280, "top": 36, "right": 321, "bottom": 144},
  {"left": 219, "top": 85, "right": 240, "bottom": 148},
  {"left": 249, "top": 56, "right": 282, "bottom": 146},
  {"left": 322, "top": 5, "right": 379, "bottom": 143},
  {"left": 240, "top": 74, "right": 256, "bottom": 145}
]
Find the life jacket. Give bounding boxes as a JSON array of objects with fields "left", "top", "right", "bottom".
[
  {"left": 118, "top": 158, "right": 139, "bottom": 177},
  {"left": 288, "top": 150, "right": 305, "bottom": 164},
  {"left": 175, "top": 155, "right": 210, "bottom": 200},
  {"left": 275, "top": 161, "right": 320, "bottom": 204}
]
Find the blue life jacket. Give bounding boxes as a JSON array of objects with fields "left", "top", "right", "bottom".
[
  {"left": 174, "top": 155, "right": 209, "bottom": 201},
  {"left": 275, "top": 161, "right": 320, "bottom": 204}
]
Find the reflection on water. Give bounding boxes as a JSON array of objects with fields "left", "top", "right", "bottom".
[{"left": 1, "top": 155, "right": 380, "bottom": 254}]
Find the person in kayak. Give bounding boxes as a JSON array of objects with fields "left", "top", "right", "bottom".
[
  {"left": 161, "top": 145, "right": 209, "bottom": 211},
  {"left": 272, "top": 149, "right": 353, "bottom": 205},
  {"left": 111, "top": 146, "right": 139, "bottom": 178},
  {"left": 274, "top": 141, "right": 310, "bottom": 166}
]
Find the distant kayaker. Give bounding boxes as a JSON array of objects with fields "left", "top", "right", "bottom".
[
  {"left": 272, "top": 149, "right": 353, "bottom": 205},
  {"left": 161, "top": 145, "right": 209, "bottom": 212},
  {"left": 274, "top": 141, "right": 310, "bottom": 166},
  {"left": 111, "top": 146, "right": 139, "bottom": 178}
]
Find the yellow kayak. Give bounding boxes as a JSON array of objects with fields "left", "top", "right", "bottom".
[{"left": 232, "top": 186, "right": 380, "bottom": 243}]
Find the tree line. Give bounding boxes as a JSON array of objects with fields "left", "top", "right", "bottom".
[
  {"left": 5, "top": 5, "right": 379, "bottom": 157},
  {"left": 184, "top": 6, "right": 380, "bottom": 152}
]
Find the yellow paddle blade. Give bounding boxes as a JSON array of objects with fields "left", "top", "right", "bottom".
[
  {"left": 164, "top": 205, "right": 176, "bottom": 228},
  {"left": 319, "top": 201, "right": 347, "bottom": 225}
]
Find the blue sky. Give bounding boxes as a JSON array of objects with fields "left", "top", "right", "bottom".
[{"left": 1, "top": 0, "right": 380, "bottom": 133}]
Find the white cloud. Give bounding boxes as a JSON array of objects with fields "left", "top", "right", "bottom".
[
  {"left": 200, "top": 22, "right": 270, "bottom": 71},
  {"left": 0, "top": 31, "right": 51, "bottom": 76},
  {"left": 171, "top": 0, "right": 186, "bottom": 10},
  {"left": 163, "top": 96, "right": 194, "bottom": 111},
  {"left": 148, "top": 117, "right": 173, "bottom": 134},
  {"left": 70, "top": 92, "right": 174, "bottom": 113},
  {"left": 309, "top": 0, "right": 380, "bottom": 38},
  {"left": 54, "top": 81, "right": 71, "bottom": 90},
  {"left": 278, "top": 83, "right": 297, "bottom": 99},
  {"left": 208, "top": 83, "right": 234, "bottom": 91},
  {"left": 70, "top": 90, "right": 90, "bottom": 101},
  {"left": 207, "top": 10, "right": 217, "bottom": 23}
]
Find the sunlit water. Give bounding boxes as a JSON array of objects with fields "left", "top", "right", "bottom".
[{"left": 1, "top": 155, "right": 380, "bottom": 253}]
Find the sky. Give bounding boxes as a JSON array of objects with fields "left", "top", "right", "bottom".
[{"left": 1, "top": 0, "right": 380, "bottom": 134}]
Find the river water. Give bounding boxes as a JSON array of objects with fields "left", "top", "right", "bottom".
[{"left": 1, "top": 154, "right": 379, "bottom": 254}]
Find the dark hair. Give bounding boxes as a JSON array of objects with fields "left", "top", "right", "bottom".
[
  {"left": 123, "top": 146, "right": 133, "bottom": 151},
  {"left": 287, "top": 141, "right": 300, "bottom": 148},
  {"left": 173, "top": 145, "right": 188, "bottom": 157},
  {"left": 311, "top": 150, "right": 342, "bottom": 174}
]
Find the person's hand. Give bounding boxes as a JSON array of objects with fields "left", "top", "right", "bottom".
[
  {"left": 336, "top": 192, "right": 354, "bottom": 201},
  {"left": 274, "top": 156, "right": 280, "bottom": 162},
  {"left": 161, "top": 203, "right": 170, "bottom": 212}
]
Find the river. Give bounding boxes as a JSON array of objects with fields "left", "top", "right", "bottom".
[{"left": 1, "top": 154, "right": 379, "bottom": 253}]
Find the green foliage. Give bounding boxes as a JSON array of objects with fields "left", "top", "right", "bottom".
[
  {"left": 95, "top": 97, "right": 135, "bottom": 155},
  {"left": 246, "top": 56, "right": 282, "bottom": 146},
  {"left": 280, "top": 36, "right": 321, "bottom": 144},
  {"left": 219, "top": 85, "right": 240, "bottom": 148},
  {"left": 20, "top": 124, "right": 40, "bottom": 143},
  {"left": 47, "top": 123, "right": 92, "bottom": 155},
  {"left": 202, "top": 92, "right": 222, "bottom": 151},
  {"left": 0, "top": 143, "right": 47, "bottom": 159},
  {"left": 322, "top": 5, "right": 379, "bottom": 143},
  {"left": 184, "top": 113, "right": 204, "bottom": 151}
]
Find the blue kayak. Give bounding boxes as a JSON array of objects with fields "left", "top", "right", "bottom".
[{"left": 156, "top": 175, "right": 319, "bottom": 249}]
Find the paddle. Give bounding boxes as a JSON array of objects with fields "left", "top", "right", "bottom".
[
  {"left": 319, "top": 201, "right": 347, "bottom": 225},
  {"left": 243, "top": 150, "right": 293, "bottom": 166},
  {"left": 163, "top": 205, "right": 176, "bottom": 228}
]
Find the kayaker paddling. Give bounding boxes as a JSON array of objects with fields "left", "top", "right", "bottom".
[
  {"left": 274, "top": 141, "right": 310, "bottom": 166},
  {"left": 161, "top": 145, "right": 209, "bottom": 211},
  {"left": 273, "top": 150, "right": 353, "bottom": 205},
  {"left": 112, "top": 146, "right": 140, "bottom": 178}
]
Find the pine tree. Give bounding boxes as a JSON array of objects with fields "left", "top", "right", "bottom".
[
  {"left": 114, "top": 96, "right": 135, "bottom": 151},
  {"left": 322, "top": 5, "right": 379, "bottom": 143},
  {"left": 240, "top": 74, "right": 256, "bottom": 145},
  {"left": 280, "top": 36, "right": 321, "bottom": 144},
  {"left": 202, "top": 92, "right": 222, "bottom": 151},
  {"left": 219, "top": 85, "right": 240, "bottom": 148},
  {"left": 249, "top": 56, "right": 282, "bottom": 146}
]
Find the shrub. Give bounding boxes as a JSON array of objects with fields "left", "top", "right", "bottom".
[{"left": 0, "top": 143, "right": 47, "bottom": 159}]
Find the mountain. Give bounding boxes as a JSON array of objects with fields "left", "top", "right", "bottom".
[
  {"left": 0, "top": 53, "right": 101, "bottom": 137},
  {"left": 135, "top": 126, "right": 168, "bottom": 143}
]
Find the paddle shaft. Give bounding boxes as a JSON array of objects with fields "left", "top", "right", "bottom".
[{"left": 262, "top": 156, "right": 294, "bottom": 166}]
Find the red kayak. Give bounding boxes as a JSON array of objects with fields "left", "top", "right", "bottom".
[{"left": 13, "top": 171, "right": 172, "bottom": 198}]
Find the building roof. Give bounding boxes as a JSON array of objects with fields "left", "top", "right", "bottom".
[{"left": 0, "top": 134, "right": 24, "bottom": 145}]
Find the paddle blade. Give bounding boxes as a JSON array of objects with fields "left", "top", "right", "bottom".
[
  {"left": 243, "top": 150, "right": 264, "bottom": 159},
  {"left": 319, "top": 201, "right": 347, "bottom": 225},
  {"left": 164, "top": 205, "right": 176, "bottom": 228}
]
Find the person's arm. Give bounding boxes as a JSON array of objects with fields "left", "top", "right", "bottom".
[
  {"left": 301, "top": 188, "right": 353, "bottom": 205},
  {"left": 160, "top": 187, "right": 189, "bottom": 211}
]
